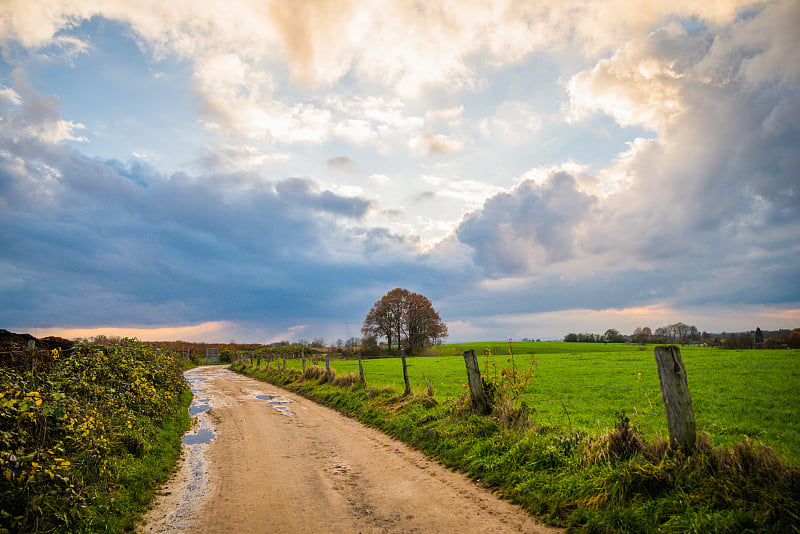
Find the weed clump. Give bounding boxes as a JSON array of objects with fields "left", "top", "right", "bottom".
[
  {"left": 333, "top": 372, "right": 361, "bottom": 388},
  {"left": 301, "top": 365, "right": 327, "bottom": 381},
  {"left": 607, "top": 410, "right": 646, "bottom": 459}
]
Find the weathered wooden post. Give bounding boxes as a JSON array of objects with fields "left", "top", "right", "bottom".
[
  {"left": 654, "top": 345, "right": 696, "bottom": 453},
  {"left": 357, "top": 354, "right": 365, "bottom": 384},
  {"left": 282, "top": 353, "right": 286, "bottom": 370},
  {"left": 463, "top": 350, "right": 490, "bottom": 415},
  {"left": 27, "top": 340, "right": 36, "bottom": 374},
  {"left": 401, "top": 354, "right": 412, "bottom": 396},
  {"left": 301, "top": 350, "right": 306, "bottom": 372},
  {"left": 325, "top": 353, "right": 331, "bottom": 374}
]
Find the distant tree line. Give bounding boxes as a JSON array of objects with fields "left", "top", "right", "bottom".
[{"left": 563, "top": 323, "right": 800, "bottom": 349}]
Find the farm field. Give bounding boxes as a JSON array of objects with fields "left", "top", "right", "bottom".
[{"left": 273, "top": 342, "right": 800, "bottom": 464}]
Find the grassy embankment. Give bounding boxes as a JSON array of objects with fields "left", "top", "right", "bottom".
[
  {"left": 1, "top": 341, "right": 191, "bottom": 533},
  {"left": 233, "top": 342, "right": 800, "bottom": 533}
]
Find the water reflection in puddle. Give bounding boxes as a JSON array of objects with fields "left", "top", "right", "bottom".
[
  {"left": 190, "top": 404, "right": 211, "bottom": 416},
  {"left": 256, "top": 394, "right": 293, "bottom": 415},
  {"left": 182, "top": 428, "right": 216, "bottom": 445}
]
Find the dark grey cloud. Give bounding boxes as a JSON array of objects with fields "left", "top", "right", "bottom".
[
  {"left": 456, "top": 172, "right": 595, "bottom": 275},
  {"left": 0, "top": 78, "right": 439, "bottom": 330}
]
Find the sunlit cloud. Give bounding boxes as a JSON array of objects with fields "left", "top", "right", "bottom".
[{"left": 36, "top": 321, "right": 238, "bottom": 342}]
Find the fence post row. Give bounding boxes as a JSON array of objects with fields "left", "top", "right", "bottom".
[
  {"left": 462, "top": 350, "right": 490, "bottom": 415},
  {"left": 654, "top": 345, "right": 696, "bottom": 453}
]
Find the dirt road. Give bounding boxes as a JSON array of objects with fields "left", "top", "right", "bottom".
[{"left": 140, "top": 366, "right": 560, "bottom": 533}]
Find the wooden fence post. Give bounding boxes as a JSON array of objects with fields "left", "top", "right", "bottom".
[
  {"left": 301, "top": 350, "right": 306, "bottom": 372},
  {"left": 654, "top": 345, "right": 696, "bottom": 453},
  {"left": 463, "top": 350, "right": 490, "bottom": 415},
  {"left": 282, "top": 353, "right": 286, "bottom": 370},
  {"left": 401, "top": 355, "right": 411, "bottom": 396},
  {"left": 357, "top": 354, "right": 365, "bottom": 384},
  {"left": 27, "top": 340, "right": 35, "bottom": 374},
  {"left": 325, "top": 353, "right": 331, "bottom": 374}
]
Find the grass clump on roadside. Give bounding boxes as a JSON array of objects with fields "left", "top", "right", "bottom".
[
  {"left": 0, "top": 340, "right": 191, "bottom": 533},
  {"left": 231, "top": 358, "right": 800, "bottom": 533}
]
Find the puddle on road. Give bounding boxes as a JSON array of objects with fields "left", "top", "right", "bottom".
[
  {"left": 190, "top": 404, "right": 211, "bottom": 416},
  {"left": 182, "top": 428, "right": 216, "bottom": 445},
  {"left": 256, "top": 394, "right": 293, "bottom": 416},
  {"left": 184, "top": 371, "right": 217, "bottom": 443}
]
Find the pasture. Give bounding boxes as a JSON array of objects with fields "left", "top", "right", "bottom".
[{"left": 278, "top": 342, "right": 800, "bottom": 463}]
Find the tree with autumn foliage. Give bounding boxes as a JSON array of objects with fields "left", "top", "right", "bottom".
[{"left": 361, "top": 288, "right": 448, "bottom": 355}]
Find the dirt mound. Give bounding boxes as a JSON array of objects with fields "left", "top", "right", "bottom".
[
  {"left": 0, "top": 329, "right": 74, "bottom": 352},
  {"left": 0, "top": 329, "right": 74, "bottom": 372}
]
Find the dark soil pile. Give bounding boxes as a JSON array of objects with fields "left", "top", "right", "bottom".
[{"left": 0, "top": 329, "right": 74, "bottom": 372}]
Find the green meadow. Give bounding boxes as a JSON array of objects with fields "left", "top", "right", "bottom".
[{"left": 279, "top": 342, "right": 800, "bottom": 463}]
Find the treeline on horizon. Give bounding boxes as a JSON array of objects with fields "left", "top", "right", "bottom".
[
  {"left": 564, "top": 322, "right": 800, "bottom": 349},
  {"left": 69, "top": 325, "right": 800, "bottom": 353}
]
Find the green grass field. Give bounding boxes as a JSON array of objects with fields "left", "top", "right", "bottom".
[{"left": 272, "top": 342, "right": 800, "bottom": 463}]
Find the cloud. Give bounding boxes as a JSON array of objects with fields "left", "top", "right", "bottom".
[
  {"left": 37, "top": 321, "right": 238, "bottom": 343},
  {"left": 192, "top": 144, "right": 290, "bottom": 171},
  {"left": 408, "top": 133, "right": 465, "bottom": 156},
  {"left": 478, "top": 101, "right": 541, "bottom": 144},
  {"left": 326, "top": 155, "right": 357, "bottom": 172},
  {"left": 1, "top": 0, "right": 798, "bottom": 341},
  {"left": 332, "top": 119, "right": 377, "bottom": 146},
  {"left": 0, "top": 0, "right": 764, "bottom": 98},
  {"left": 450, "top": 1, "right": 799, "bottom": 311},
  {"left": 0, "top": 69, "right": 87, "bottom": 144},
  {"left": 0, "top": 79, "right": 437, "bottom": 331},
  {"left": 456, "top": 172, "right": 596, "bottom": 275}
]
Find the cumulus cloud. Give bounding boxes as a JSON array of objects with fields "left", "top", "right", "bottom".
[
  {"left": 456, "top": 173, "right": 596, "bottom": 275},
  {"left": 0, "top": 69, "right": 87, "bottom": 144},
  {"left": 450, "top": 1, "right": 800, "bottom": 313}
]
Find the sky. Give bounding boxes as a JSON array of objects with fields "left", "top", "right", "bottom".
[{"left": 1, "top": 0, "right": 798, "bottom": 344}]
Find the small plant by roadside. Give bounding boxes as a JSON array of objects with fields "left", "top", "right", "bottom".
[{"left": 480, "top": 340, "right": 537, "bottom": 427}]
